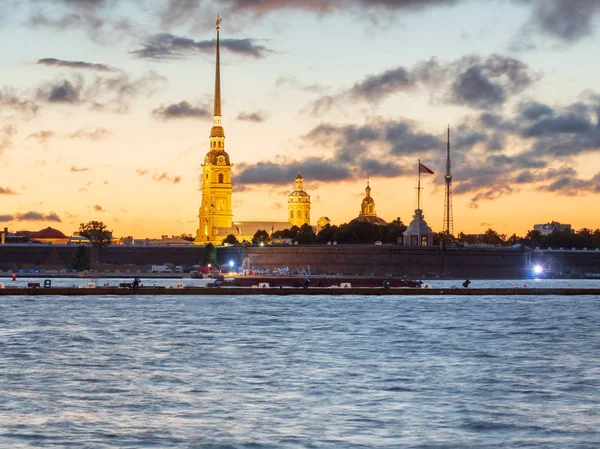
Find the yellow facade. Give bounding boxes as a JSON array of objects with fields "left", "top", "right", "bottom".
[{"left": 288, "top": 171, "right": 311, "bottom": 228}]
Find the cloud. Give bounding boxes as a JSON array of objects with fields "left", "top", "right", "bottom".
[
  {"left": 69, "top": 127, "right": 110, "bottom": 140},
  {"left": 93, "top": 204, "right": 104, "bottom": 212},
  {"left": 450, "top": 66, "right": 505, "bottom": 109},
  {"left": 520, "top": 101, "right": 554, "bottom": 120},
  {"left": 0, "top": 89, "right": 39, "bottom": 119},
  {"left": 11, "top": 0, "right": 600, "bottom": 52},
  {"left": 132, "top": 34, "right": 273, "bottom": 60},
  {"left": 236, "top": 159, "right": 352, "bottom": 186},
  {"left": 1, "top": 211, "right": 62, "bottom": 222},
  {"left": 235, "top": 118, "right": 440, "bottom": 186},
  {"left": 237, "top": 111, "right": 267, "bottom": 122},
  {"left": 27, "top": 130, "right": 56, "bottom": 144},
  {"left": 45, "top": 80, "right": 81, "bottom": 103},
  {"left": 152, "top": 101, "right": 211, "bottom": 120},
  {"left": 348, "top": 67, "right": 415, "bottom": 102},
  {"left": 275, "top": 75, "right": 328, "bottom": 94},
  {"left": 0, "top": 125, "right": 16, "bottom": 155},
  {"left": 0, "top": 187, "right": 17, "bottom": 195},
  {"left": 35, "top": 71, "right": 166, "bottom": 112},
  {"left": 525, "top": 0, "right": 600, "bottom": 43},
  {"left": 438, "top": 93, "right": 600, "bottom": 207},
  {"left": 218, "top": 0, "right": 460, "bottom": 15},
  {"left": 138, "top": 171, "right": 182, "bottom": 184},
  {"left": 71, "top": 166, "right": 90, "bottom": 172},
  {"left": 25, "top": 2, "right": 139, "bottom": 44},
  {"left": 37, "top": 58, "right": 119, "bottom": 72},
  {"left": 307, "top": 119, "right": 442, "bottom": 163},
  {"left": 311, "top": 54, "right": 539, "bottom": 113},
  {"left": 446, "top": 55, "right": 539, "bottom": 109}
]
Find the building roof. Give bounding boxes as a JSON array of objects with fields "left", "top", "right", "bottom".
[
  {"left": 215, "top": 221, "right": 292, "bottom": 238},
  {"left": 289, "top": 190, "right": 309, "bottom": 198},
  {"left": 350, "top": 215, "right": 388, "bottom": 226},
  {"left": 404, "top": 209, "right": 433, "bottom": 235},
  {"left": 32, "top": 227, "right": 67, "bottom": 239}
]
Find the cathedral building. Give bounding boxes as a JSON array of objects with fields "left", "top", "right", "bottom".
[
  {"left": 288, "top": 171, "right": 311, "bottom": 228},
  {"left": 195, "top": 18, "right": 304, "bottom": 244},
  {"left": 349, "top": 182, "right": 387, "bottom": 226},
  {"left": 195, "top": 17, "right": 232, "bottom": 244}
]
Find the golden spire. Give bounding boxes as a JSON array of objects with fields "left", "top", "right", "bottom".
[
  {"left": 210, "top": 15, "right": 224, "bottom": 139},
  {"left": 214, "top": 15, "right": 222, "bottom": 118}
]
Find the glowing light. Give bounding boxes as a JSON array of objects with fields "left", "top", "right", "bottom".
[
  {"left": 229, "top": 260, "right": 234, "bottom": 268},
  {"left": 533, "top": 265, "right": 543, "bottom": 275}
]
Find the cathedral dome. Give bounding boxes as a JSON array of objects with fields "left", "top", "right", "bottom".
[
  {"left": 289, "top": 190, "right": 309, "bottom": 197},
  {"left": 350, "top": 215, "right": 387, "bottom": 226},
  {"left": 32, "top": 227, "right": 66, "bottom": 239}
]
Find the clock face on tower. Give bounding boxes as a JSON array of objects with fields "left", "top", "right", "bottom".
[{"left": 218, "top": 156, "right": 224, "bottom": 164}]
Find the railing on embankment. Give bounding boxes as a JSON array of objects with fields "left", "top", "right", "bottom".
[{"left": 1, "top": 287, "right": 599, "bottom": 296}]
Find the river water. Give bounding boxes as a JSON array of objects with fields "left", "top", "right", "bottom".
[{"left": 1, "top": 280, "right": 599, "bottom": 448}]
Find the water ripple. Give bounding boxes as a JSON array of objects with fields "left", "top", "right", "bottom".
[{"left": 0, "top": 293, "right": 599, "bottom": 447}]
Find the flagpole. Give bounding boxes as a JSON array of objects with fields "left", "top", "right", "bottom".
[{"left": 417, "top": 159, "right": 421, "bottom": 210}]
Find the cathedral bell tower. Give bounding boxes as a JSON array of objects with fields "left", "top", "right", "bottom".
[
  {"left": 288, "top": 170, "right": 311, "bottom": 228},
  {"left": 195, "top": 16, "right": 233, "bottom": 244}
]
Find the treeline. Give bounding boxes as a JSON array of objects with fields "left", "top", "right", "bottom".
[
  {"left": 455, "top": 228, "right": 600, "bottom": 249},
  {"left": 226, "top": 223, "right": 600, "bottom": 249},
  {"left": 225, "top": 219, "right": 407, "bottom": 245}
]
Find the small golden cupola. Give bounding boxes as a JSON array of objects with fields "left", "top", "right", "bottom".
[{"left": 361, "top": 182, "right": 376, "bottom": 216}]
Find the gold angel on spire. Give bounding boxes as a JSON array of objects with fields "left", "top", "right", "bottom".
[{"left": 216, "top": 15, "right": 222, "bottom": 27}]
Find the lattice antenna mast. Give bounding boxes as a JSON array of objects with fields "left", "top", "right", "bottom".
[{"left": 443, "top": 126, "right": 454, "bottom": 235}]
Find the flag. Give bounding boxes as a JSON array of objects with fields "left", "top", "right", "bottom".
[{"left": 419, "top": 163, "right": 434, "bottom": 174}]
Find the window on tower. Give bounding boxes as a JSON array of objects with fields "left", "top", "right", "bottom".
[
  {"left": 218, "top": 173, "right": 223, "bottom": 183},
  {"left": 298, "top": 210, "right": 302, "bottom": 218},
  {"left": 290, "top": 211, "right": 294, "bottom": 219}
]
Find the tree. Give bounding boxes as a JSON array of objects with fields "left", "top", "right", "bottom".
[
  {"left": 481, "top": 228, "right": 506, "bottom": 245},
  {"left": 72, "top": 245, "right": 91, "bottom": 271},
  {"left": 296, "top": 223, "right": 316, "bottom": 244},
  {"left": 316, "top": 224, "right": 338, "bottom": 243},
  {"left": 252, "top": 229, "right": 270, "bottom": 244},
  {"left": 383, "top": 220, "right": 407, "bottom": 244},
  {"left": 201, "top": 243, "right": 217, "bottom": 266},
  {"left": 79, "top": 221, "right": 112, "bottom": 247},
  {"left": 223, "top": 234, "right": 239, "bottom": 245}
]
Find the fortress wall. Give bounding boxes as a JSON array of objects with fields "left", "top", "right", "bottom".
[
  {"left": 531, "top": 250, "right": 600, "bottom": 274},
  {"left": 0, "top": 245, "right": 76, "bottom": 269},
  {"left": 243, "top": 246, "right": 529, "bottom": 278},
  {"left": 97, "top": 246, "right": 206, "bottom": 266},
  {"left": 1, "top": 244, "right": 600, "bottom": 277}
]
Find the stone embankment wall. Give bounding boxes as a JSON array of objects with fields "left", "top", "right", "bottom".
[
  {"left": 243, "top": 246, "right": 528, "bottom": 278},
  {"left": 1, "top": 244, "right": 600, "bottom": 278}
]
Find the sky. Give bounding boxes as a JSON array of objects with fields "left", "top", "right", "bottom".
[{"left": 1, "top": 0, "right": 600, "bottom": 238}]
